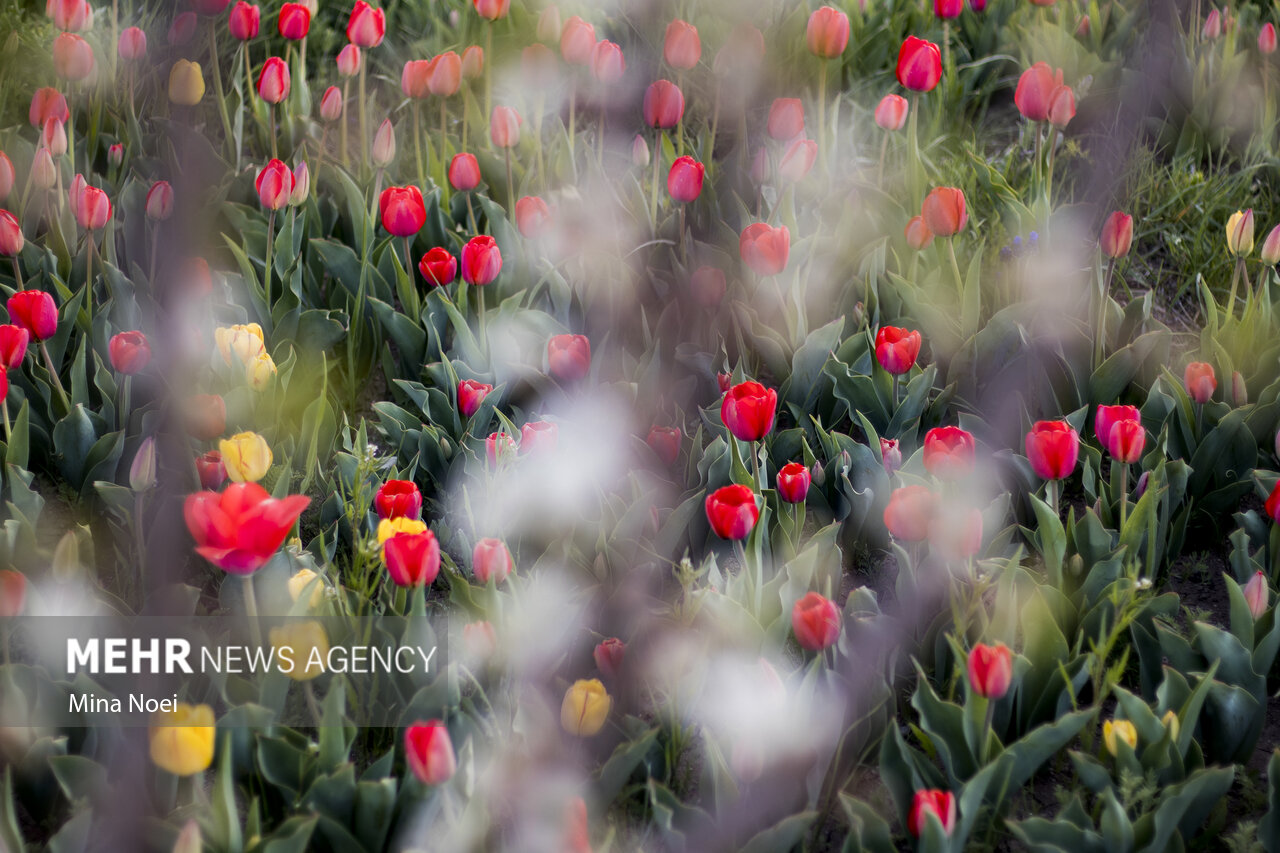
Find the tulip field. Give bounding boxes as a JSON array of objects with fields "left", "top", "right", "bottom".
[{"left": 8, "top": 0, "right": 1280, "bottom": 850}]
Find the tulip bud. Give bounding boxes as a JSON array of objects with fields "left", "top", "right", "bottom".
[
  {"left": 1245, "top": 571, "right": 1269, "bottom": 619},
  {"left": 489, "top": 106, "right": 522, "bottom": 148},
  {"left": 1103, "top": 719, "right": 1138, "bottom": 755},
  {"left": 767, "top": 98, "right": 805, "bottom": 141},
  {"left": 1262, "top": 23, "right": 1278, "bottom": 54},
  {"left": 967, "top": 643, "right": 1013, "bottom": 699},
  {"left": 148, "top": 703, "right": 216, "bottom": 775},
  {"left": 461, "top": 45, "right": 484, "bottom": 78},
  {"left": 319, "top": 86, "right": 343, "bottom": 123},
  {"left": 336, "top": 44, "right": 362, "bottom": 77},
  {"left": 278, "top": 2, "right": 311, "bottom": 40},
  {"left": 31, "top": 148, "right": 57, "bottom": 189},
  {"left": 1231, "top": 370, "right": 1248, "bottom": 407},
  {"left": 1075, "top": 15, "right": 1090, "bottom": 36},
  {"left": 664, "top": 19, "right": 701, "bottom": 70},
  {"left": 168, "top": 60, "right": 205, "bottom": 105},
  {"left": 290, "top": 162, "right": 310, "bottom": 206},
  {"left": 874, "top": 94, "right": 909, "bottom": 131},
  {"left": 405, "top": 720, "right": 457, "bottom": 785},
  {"left": 897, "top": 36, "right": 942, "bottom": 92},
  {"left": 515, "top": 195, "right": 551, "bottom": 239},
  {"left": 372, "top": 118, "right": 396, "bottom": 166},
  {"left": 1100, "top": 211, "right": 1133, "bottom": 258},
  {"left": 643, "top": 79, "right": 684, "bottom": 129},
  {"left": 880, "top": 437, "right": 902, "bottom": 476},
  {"left": 792, "top": 591, "right": 840, "bottom": 649},
  {"left": 591, "top": 39, "right": 625, "bottom": 84},
  {"left": 1184, "top": 361, "right": 1217, "bottom": 403},
  {"left": 461, "top": 235, "right": 502, "bottom": 285},
  {"left": 219, "top": 431, "right": 272, "bottom": 483},
  {"left": 473, "top": 537, "right": 513, "bottom": 583},
  {"left": 806, "top": 5, "right": 851, "bottom": 58},
  {"left": 0, "top": 153, "right": 12, "bottom": 200},
  {"left": 1161, "top": 709, "right": 1179, "bottom": 741},
  {"left": 41, "top": 118, "right": 67, "bottom": 156},
  {"left": 776, "top": 462, "right": 811, "bottom": 503},
  {"left": 667, "top": 155, "right": 705, "bottom": 203},
  {"left": 778, "top": 138, "right": 817, "bottom": 182},
  {"left": 1133, "top": 470, "right": 1150, "bottom": 500},
  {"left": 560, "top": 15, "right": 596, "bottom": 65},
  {"left": 631, "top": 134, "right": 650, "bottom": 166},
  {"left": 53, "top": 33, "right": 95, "bottom": 82},
  {"left": 921, "top": 186, "right": 967, "bottom": 237},
  {"left": 130, "top": 437, "right": 157, "bottom": 492},
  {"left": 145, "top": 181, "right": 174, "bottom": 221},
  {"left": 0, "top": 211, "right": 23, "bottom": 257},
  {"left": 908, "top": 790, "right": 956, "bottom": 838},
  {"left": 258, "top": 56, "right": 291, "bottom": 104},
  {"left": 246, "top": 352, "right": 277, "bottom": 390},
  {"left": 594, "top": 637, "right": 625, "bottom": 677},
  {"left": 173, "top": 821, "right": 202, "bottom": 853},
  {"left": 229, "top": 2, "right": 261, "bottom": 40},
  {"left": 1203, "top": 8, "right": 1222, "bottom": 40},
  {"left": 547, "top": 334, "right": 590, "bottom": 381},
  {"left": 1226, "top": 209, "right": 1254, "bottom": 256},
  {"left": 448, "top": 153, "right": 481, "bottom": 192},
  {"left": 196, "top": 450, "right": 227, "bottom": 490},
  {"left": 462, "top": 620, "right": 497, "bottom": 659},
  {"left": 347, "top": 1, "right": 386, "bottom": 46},
  {"left": 561, "top": 679, "right": 611, "bottom": 736},
  {"left": 108, "top": 143, "right": 123, "bottom": 167}
]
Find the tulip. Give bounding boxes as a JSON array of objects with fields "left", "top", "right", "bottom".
[
  {"left": 515, "top": 196, "right": 552, "bottom": 239},
  {"left": 379, "top": 186, "right": 426, "bottom": 237},
  {"left": 184, "top": 394, "right": 227, "bottom": 440},
  {"left": 667, "top": 156, "right": 705, "bottom": 203},
  {"left": 168, "top": 59, "right": 206, "bottom": 105},
  {"left": 935, "top": 0, "right": 963, "bottom": 16},
  {"left": 53, "top": 33, "right": 94, "bottom": 82},
  {"left": 246, "top": 353, "right": 277, "bottom": 390},
  {"left": 927, "top": 504, "right": 983, "bottom": 561},
  {"left": 1014, "top": 62, "right": 1064, "bottom": 122},
  {"left": 473, "top": 537, "right": 512, "bottom": 584},
  {"left": 401, "top": 60, "right": 430, "bottom": 99},
  {"left": 522, "top": 43, "right": 558, "bottom": 86},
  {"left": 921, "top": 187, "right": 967, "bottom": 237},
  {"left": 591, "top": 40, "right": 625, "bottom": 84},
  {"left": 0, "top": 153, "right": 11, "bottom": 200},
  {"left": 118, "top": 26, "right": 148, "bottom": 60},
  {"left": 40, "top": 118, "right": 67, "bottom": 157},
  {"left": 1095, "top": 404, "right": 1139, "bottom": 447},
  {"left": 7, "top": 290, "right": 58, "bottom": 340},
  {"left": 486, "top": 431, "right": 516, "bottom": 467},
  {"left": 908, "top": 790, "right": 956, "bottom": 838},
  {"left": 255, "top": 159, "right": 294, "bottom": 210},
  {"left": 1100, "top": 211, "right": 1133, "bottom": 258},
  {"left": 127, "top": 437, "right": 157, "bottom": 492},
  {"left": 875, "top": 326, "right": 922, "bottom": 375},
  {"left": 336, "top": 44, "right": 362, "bottom": 77},
  {"left": 560, "top": 16, "right": 596, "bottom": 65},
  {"left": 256, "top": 56, "right": 290, "bottom": 104},
  {"left": 881, "top": 437, "right": 903, "bottom": 475},
  {"left": 149, "top": 704, "right": 216, "bottom": 776},
  {"left": 1232, "top": 370, "right": 1248, "bottom": 407},
  {"left": 347, "top": 1, "right": 386, "bottom": 47},
  {"left": 229, "top": 2, "right": 261, "bottom": 40},
  {"left": 196, "top": 451, "right": 227, "bottom": 490},
  {"left": 426, "top": 51, "right": 462, "bottom": 97},
  {"left": 767, "top": 98, "right": 805, "bottom": 141},
  {"left": 184, "top": 482, "right": 308, "bottom": 574},
  {"left": 717, "top": 373, "right": 732, "bottom": 393},
  {"left": 1047, "top": 84, "right": 1076, "bottom": 127},
  {"left": 185, "top": 257, "right": 216, "bottom": 296},
  {"left": 721, "top": 381, "right": 777, "bottom": 442},
  {"left": 646, "top": 426, "right": 681, "bottom": 465},
  {"left": 897, "top": 36, "right": 942, "bottom": 92},
  {"left": 705, "top": 484, "right": 760, "bottom": 540},
  {"left": 462, "top": 46, "right": 484, "bottom": 78},
  {"left": 463, "top": 621, "right": 498, "bottom": 659},
  {"left": 490, "top": 105, "right": 522, "bottom": 148},
  {"left": 30, "top": 149, "right": 56, "bottom": 190},
  {"left": 458, "top": 379, "right": 493, "bottom": 417},
  {"left": 216, "top": 323, "right": 266, "bottom": 365},
  {"left": 643, "top": 80, "right": 684, "bottom": 128},
  {"left": 777, "top": 462, "right": 811, "bottom": 504},
  {"left": 1244, "top": 571, "right": 1269, "bottom": 619},
  {"left": 884, "top": 486, "right": 936, "bottom": 541},
  {"left": 520, "top": 421, "right": 558, "bottom": 455},
  {"left": 377, "top": 517, "right": 427, "bottom": 545},
  {"left": 594, "top": 637, "right": 625, "bottom": 677},
  {"left": 875, "top": 94, "right": 909, "bottom": 131},
  {"left": 0, "top": 569, "right": 26, "bottom": 618},
  {"left": 1183, "top": 362, "right": 1216, "bottom": 403},
  {"left": 146, "top": 181, "right": 174, "bottom": 221},
  {"left": 1103, "top": 719, "right": 1138, "bottom": 755},
  {"left": 278, "top": 3, "right": 311, "bottom": 39},
  {"left": 739, "top": 223, "right": 790, "bottom": 276},
  {"left": 269, "top": 621, "right": 328, "bottom": 680},
  {"left": 1203, "top": 9, "right": 1221, "bottom": 40},
  {"left": 405, "top": 721, "right": 456, "bottom": 784},
  {"left": 0, "top": 211, "right": 22, "bottom": 257},
  {"left": 448, "top": 153, "right": 481, "bottom": 191},
  {"left": 562, "top": 679, "right": 611, "bottom": 736},
  {"left": 778, "top": 138, "right": 817, "bottom": 182},
  {"left": 664, "top": 19, "right": 701, "bottom": 69},
  {"left": 108, "top": 144, "right": 123, "bottom": 167},
  {"left": 376, "top": 480, "right": 422, "bottom": 519},
  {"left": 1261, "top": 225, "right": 1280, "bottom": 265},
  {"left": 419, "top": 247, "right": 457, "bottom": 286},
  {"left": 48, "top": 0, "right": 90, "bottom": 30},
  {"left": 967, "top": 643, "right": 1012, "bottom": 698},
  {"left": 904, "top": 215, "right": 934, "bottom": 250},
  {"left": 806, "top": 6, "right": 850, "bottom": 58},
  {"left": 691, "top": 265, "right": 727, "bottom": 307},
  {"left": 320, "top": 86, "right": 343, "bottom": 121},
  {"left": 370, "top": 119, "right": 397, "bottom": 167},
  {"left": 1226, "top": 209, "right": 1254, "bottom": 256},
  {"left": 473, "top": 0, "right": 510, "bottom": 21},
  {"left": 219, "top": 431, "right": 273, "bottom": 483},
  {"left": 792, "top": 591, "right": 840, "bottom": 650},
  {"left": 287, "top": 568, "right": 323, "bottom": 606},
  {"left": 385, "top": 531, "right": 441, "bottom": 587},
  {"left": 632, "top": 134, "right": 651, "bottom": 166},
  {"left": 713, "top": 22, "right": 766, "bottom": 78},
  {"left": 923, "top": 426, "right": 975, "bottom": 479},
  {"left": 461, "top": 235, "right": 502, "bottom": 286},
  {"left": 1025, "top": 420, "right": 1079, "bottom": 481},
  {"left": 1108, "top": 419, "right": 1145, "bottom": 464},
  {"left": 73, "top": 183, "right": 111, "bottom": 231},
  {"left": 30, "top": 88, "right": 70, "bottom": 128},
  {"left": 0, "top": 325, "right": 28, "bottom": 369},
  {"left": 1267, "top": 481, "right": 1280, "bottom": 524},
  {"left": 1262, "top": 23, "right": 1278, "bottom": 54},
  {"left": 109, "top": 331, "right": 150, "bottom": 374},
  {"left": 548, "top": 334, "right": 591, "bottom": 381}
]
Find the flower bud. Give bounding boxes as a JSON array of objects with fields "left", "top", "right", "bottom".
[
  {"left": 320, "top": 86, "right": 343, "bottom": 122},
  {"left": 631, "top": 134, "right": 650, "bottom": 166},
  {"left": 561, "top": 679, "right": 611, "bottom": 736},
  {"left": 1103, "top": 718, "right": 1138, "bottom": 755},
  {"left": 1232, "top": 370, "right": 1248, "bottom": 407},
  {"left": 146, "top": 181, "right": 174, "bottom": 221},
  {"left": 336, "top": 44, "right": 362, "bottom": 77},
  {"left": 168, "top": 60, "right": 205, "bottom": 105},
  {"left": 31, "top": 148, "right": 57, "bottom": 189},
  {"left": 148, "top": 704, "right": 215, "bottom": 776},
  {"left": 1261, "top": 224, "right": 1280, "bottom": 265},
  {"left": 372, "top": 118, "right": 396, "bottom": 166},
  {"left": 1244, "top": 570, "right": 1269, "bottom": 619},
  {"left": 594, "top": 637, "right": 625, "bottom": 677},
  {"left": 41, "top": 117, "right": 67, "bottom": 156},
  {"left": 130, "top": 437, "right": 157, "bottom": 491},
  {"left": 1226, "top": 209, "right": 1254, "bottom": 256}
]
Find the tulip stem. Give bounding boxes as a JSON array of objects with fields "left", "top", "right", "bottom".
[
  {"left": 816, "top": 60, "right": 828, "bottom": 172},
  {"left": 649, "top": 130, "right": 662, "bottom": 228},
  {"left": 891, "top": 375, "right": 900, "bottom": 410},
  {"left": 340, "top": 80, "right": 350, "bottom": 169},
  {"left": 269, "top": 105, "right": 278, "bottom": 160},
  {"left": 877, "top": 131, "right": 888, "bottom": 188},
  {"left": 10, "top": 258, "right": 21, "bottom": 291},
  {"left": 2, "top": 400, "right": 10, "bottom": 443},
  {"left": 242, "top": 576, "right": 263, "bottom": 649},
  {"left": 504, "top": 148, "right": 514, "bottom": 211},
  {"left": 358, "top": 63, "right": 369, "bottom": 175},
  {"left": 440, "top": 100, "right": 449, "bottom": 193},
  {"left": 1095, "top": 258, "right": 1114, "bottom": 369},
  {"left": 264, "top": 210, "right": 276, "bottom": 316},
  {"left": 413, "top": 102, "right": 426, "bottom": 192},
  {"left": 1047, "top": 478, "right": 1060, "bottom": 517},
  {"left": 981, "top": 697, "right": 995, "bottom": 763},
  {"left": 40, "top": 341, "right": 71, "bottom": 413},
  {"left": 484, "top": 25, "right": 493, "bottom": 146},
  {"left": 1118, "top": 463, "right": 1128, "bottom": 531},
  {"left": 120, "top": 375, "right": 131, "bottom": 432}
]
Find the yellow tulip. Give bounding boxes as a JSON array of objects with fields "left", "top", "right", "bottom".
[
  {"left": 215, "top": 323, "right": 266, "bottom": 366},
  {"left": 561, "top": 679, "right": 611, "bottom": 737},
  {"left": 1226, "top": 209, "right": 1254, "bottom": 257},
  {"left": 288, "top": 568, "right": 324, "bottom": 607},
  {"left": 1161, "top": 709, "right": 1179, "bottom": 742},
  {"left": 269, "top": 620, "right": 329, "bottom": 681},
  {"left": 149, "top": 702, "right": 216, "bottom": 776},
  {"left": 1103, "top": 719, "right": 1137, "bottom": 756},
  {"left": 377, "top": 517, "right": 427, "bottom": 546},
  {"left": 246, "top": 352, "right": 277, "bottom": 391},
  {"left": 168, "top": 60, "right": 206, "bottom": 106},
  {"left": 219, "top": 431, "right": 272, "bottom": 483}
]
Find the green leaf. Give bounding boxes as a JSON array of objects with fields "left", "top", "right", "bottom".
[{"left": 739, "top": 811, "right": 817, "bottom": 853}]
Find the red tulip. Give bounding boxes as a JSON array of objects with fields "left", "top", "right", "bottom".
[
  {"left": 47, "top": 0, "right": 90, "bottom": 30},
  {"left": 256, "top": 159, "right": 294, "bottom": 210},
  {"left": 1100, "top": 211, "right": 1133, "bottom": 258},
  {"left": 346, "top": 1, "right": 386, "bottom": 47},
  {"left": 320, "top": 86, "right": 343, "bottom": 121},
  {"left": 896, "top": 37, "right": 942, "bottom": 92},
  {"left": 721, "top": 381, "right": 777, "bottom": 442},
  {"left": 884, "top": 485, "right": 936, "bottom": 541},
  {"left": 53, "top": 33, "right": 94, "bottom": 82},
  {"left": 258, "top": 56, "right": 290, "bottom": 103},
  {"left": 183, "top": 482, "right": 310, "bottom": 574},
  {"left": 905, "top": 215, "right": 933, "bottom": 250},
  {"left": 875, "top": 326, "right": 922, "bottom": 374},
  {"left": 1184, "top": 362, "right": 1216, "bottom": 403},
  {"left": 108, "top": 143, "right": 123, "bottom": 168},
  {"left": 767, "top": 98, "right": 805, "bottom": 141},
  {"left": 778, "top": 138, "right": 817, "bottom": 182},
  {"left": 777, "top": 462, "right": 811, "bottom": 504},
  {"left": 1014, "top": 62, "right": 1063, "bottom": 122},
  {"left": 1267, "top": 482, "right": 1280, "bottom": 524},
  {"left": 667, "top": 156, "right": 705, "bottom": 203},
  {"left": 30, "top": 87, "right": 70, "bottom": 128},
  {"left": 792, "top": 591, "right": 840, "bottom": 649},
  {"left": 109, "top": 331, "right": 150, "bottom": 374},
  {"left": 118, "top": 26, "right": 148, "bottom": 60},
  {"left": 646, "top": 426, "right": 681, "bottom": 465},
  {"left": 7, "top": 290, "right": 58, "bottom": 341},
  {"left": 591, "top": 39, "right": 626, "bottom": 84},
  {"left": 520, "top": 421, "right": 558, "bottom": 455},
  {"left": 691, "top": 266, "right": 727, "bottom": 307},
  {"left": 457, "top": 379, "right": 492, "bottom": 417},
  {"left": 1094, "top": 404, "right": 1139, "bottom": 447},
  {"left": 472, "top": 537, "right": 512, "bottom": 584},
  {"left": 935, "top": 0, "right": 963, "bottom": 16},
  {"left": 875, "top": 94, "right": 909, "bottom": 131},
  {"left": 643, "top": 80, "right": 684, "bottom": 128},
  {"left": 0, "top": 211, "right": 22, "bottom": 257},
  {"left": 664, "top": 19, "right": 701, "bottom": 69},
  {"left": 1047, "top": 84, "right": 1076, "bottom": 127},
  {"left": 921, "top": 187, "right": 967, "bottom": 237},
  {"left": 196, "top": 450, "right": 227, "bottom": 490},
  {"left": 426, "top": 51, "right": 462, "bottom": 97},
  {"left": 739, "top": 223, "right": 790, "bottom": 276},
  {"left": 146, "top": 181, "right": 174, "bottom": 221},
  {"left": 405, "top": 721, "right": 456, "bottom": 785},
  {"left": 0, "top": 325, "right": 29, "bottom": 369},
  {"left": 375, "top": 479, "right": 422, "bottom": 519},
  {"left": 461, "top": 235, "right": 502, "bottom": 286},
  {"left": 486, "top": 431, "right": 516, "bottom": 466},
  {"left": 1262, "top": 23, "right": 1278, "bottom": 54},
  {"left": 560, "top": 15, "right": 596, "bottom": 65},
  {"left": 72, "top": 180, "right": 111, "bottom": 231},
  {"left": 1025, "top": 420, "right": 1079, "bottom": 480},
  {"left": 548, "top": 334, "right": 591, "bottom": 381},
  {"left": 0, "top": 153, "right": 12, "bottom": 200},
  {"left": 379, "top": 186, "right": 427, "bottom": 237},
  {"left": 401, "top": 60, "right": 430, "bottom": 99},
  {"left": 168, "top": 11, "right": 198, "bottom": 46},
  {"left": 278, "top": 3, "right": 311, "bottom": 39},
  {"left": 908, "top": 790, "right": 956, "bottom": 837},
  {"left": 448, "top": 153, "right": 481, "bottom": 191},
  {"left": 473, "top": 0, "right": 510, "bottom": 21},
  {"left": 881, "top": 437, "right": 903, "bottom": 475},
  {"left": 1109, "top": 418, "right": 1145, "bottom": 464},
  {"left": 705, "top": 484, "right": 760, "bottom": 540},
  {"left": 717, "top": 373, "right": 732, "bottom": 393},
  {"left": 490, "top": 105, "right": 522, "bottom": 148},
  {"left": 385, "top": 530, "right": 441, "bottom": 587},
  {"left": 229, "top": 2, "right": 260, "bottom": 40},
  {"left": 594, "top": 638, "right": 625, "bottom": 677},
  {"left": 923, "top": 426, "right": 975, "bottom": 478},
  {"left": 806, "top": 6, "right": 850, "bottom": 58},
  {"left": 336, "top": 44, "right": 362, "bottom": 77},
  {"left": 967, "top": 643, "right": 1013, "bottom": 699},
  {"left": 419, "top": 247, "right": 457, "bottom": 286},
  {"left": 0, "top": 570, "right": 26, "bottom": 619},
  {"left": 515, "top": 196, "right": 552, "bottom": 239}
]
